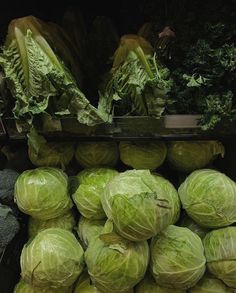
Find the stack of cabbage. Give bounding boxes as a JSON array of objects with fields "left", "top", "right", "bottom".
[{"left": 12, "top": 139, "right": 236, "bottom": 293}]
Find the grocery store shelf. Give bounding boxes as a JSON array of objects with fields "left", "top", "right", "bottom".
[{"left": 3, "top": 116, "right": 236, "bottom": 141}]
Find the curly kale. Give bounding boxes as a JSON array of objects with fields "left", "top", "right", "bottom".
[{"left": 170, "top": 23, "right": 236, "bottom": 129}]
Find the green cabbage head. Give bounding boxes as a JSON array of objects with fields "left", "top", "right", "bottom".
[
  {"left": 102, "top": 170, "right": 180, "bottom": 241},
  {"left": 73, "top": 168, "right": 118, "bottom": 219},
  {"left": 179, "top": 215, "right": 209, "bottom": 239},
  {"left": 203, "top": 227, "right": 236, "bottom": 288},
  {"left": 74, "top": 272, "right": 134, "bottom": 293},
  {"left": 28, "top": 210, "right": 76, "bottom": 238},
  {"left": 74, "top": 273, "right": 102, "bottom": 293},
  {"left": 150, "top": 225, "right": 206, "bottom": 289},
  {"left": 15, "top": 167, "right": 72, "bottom": 220},
  {"left": 85, "top": 220, "right": 149, "bottom": 293},
  {"left": 77, "top": 216, "right": 106, "bottom": 248},
  {"left": 189, "top": 275, "right": 232, "bottom": 293},
  {"left": 21, "top": 228, "right": 84, "bottom": 288},
  {"left": 136, "top": 273, "right": 186, "bottom": 293},
  {"left": 14, "top": 278, "right": 72, "bottom": 293},
  {"left": 28, "top": 129, "right": 74, "bottom": 169},
  {"left": 75, "top": 141, "right": 119, "bottom": 168},
  {"left": 167, "top": 141, "right": 224, "bottom": 173},
  {"left": 179, "top": 169, "right": 236, "bottom": 228},
  {"left": 119, "top": 141, "right": 167, "bottom": 170}
]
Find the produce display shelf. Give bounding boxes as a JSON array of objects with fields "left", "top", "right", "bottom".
[{"left": 3, "top": 115, "right": 236, "bottom": 141}]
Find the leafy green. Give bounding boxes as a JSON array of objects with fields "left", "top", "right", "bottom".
[
  {"left": 170, "top": 23, "right": 236, "bottom": 129},
  {"left": 0, "top": 16, "right": 109, "bottom": 126},
  {"left": 99, "top": 35, "right": 172, "bottom": 118}
]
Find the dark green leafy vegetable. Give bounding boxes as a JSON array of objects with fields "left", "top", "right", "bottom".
[
  {"left": 170, "top": 23, "right": 236, "bottom": 129},
  {"left": 0, "top": 204, "right": 20, "bottom": 253},
  {"left": 0, "top": 169, "right": 19, "bottom": 205}
]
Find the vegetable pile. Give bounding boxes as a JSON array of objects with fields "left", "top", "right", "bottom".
[
  {"left": 0, "top": 138, "right": 233, "bottom": 292},
  {"left": 0, "top": 5, "right": 235, "bottom": 131}
]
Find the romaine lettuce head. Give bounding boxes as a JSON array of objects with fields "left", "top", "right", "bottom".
[
  {"left": 189, "top": 275, "right": 232, "bottom": 293},
  {"left": 135, "top": 273, "right": 186, "bottom": 293},
  {"left": 28, "top": 129, "right": 74, "bottom": 168},
  {"left": 178, "top": 169, "right": 236, "bottom": 227},
  {"left": 20, "top": 228, "right": 84, "bottom": 288},
  {"left": 75, "top": 142, "right": 119, "bottom": 168},
  {"left": 28, "top": 210, "right": 76, "bottom": 238},
  {"left": 14, "top": 167, "right": 72, "bottom": 220},
  {"left": 150, "top": 225, "right": 206, "bottom": 289},
  {"left": 167, "top": 141, "right": 224, "bottom": 173},
  {"left": 85, "top": 220, "right": 149, "bottom": 293},
  {"left": 119, "top": 141, "right": 167, "bottom": 170},
  {"left": 77, "top": 216, "right": 106, "bottom": 248},
  {"left": 203, "top": 227, "right": 236, "bottom": 288},
  {"left": 73, "top": 168, "right": 118, "bottom": 219},
  {"left": 102, "top": 170, "right": 180, "bottom": 241},
  {"left": 14, "top": 278, "right": 72, "bottom": 293},
  {"left": 0, "top": 16, "right": 108, "bottom": 126}
]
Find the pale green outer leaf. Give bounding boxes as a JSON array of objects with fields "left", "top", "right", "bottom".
[
  {"left": 73, "top": 168, "right": 118, "bottom": 219},
  {"left": 178, "top": 169, "right": 236, "bottom": 227},
  {"left": 27, "top": 128, "right": 74, "bottom": 168},
  {"left": 75, "top": 142, "right": 119, "bottom": 168},
  {"left": 14, "top": 278, "right": 72, "bottom": 293},
  {"left": 77, "top": 217, "right": 106, "bottom": 249},
  {"left": 167, "top": 141, "right": 225, "bottom": 173},
  {"left": 189, "top": 275, "right": 232, "bottom": 293},
  {"left": 203, "top": 227, "right": 236, "bottom": 288},
  {"left": 102, "top": 170, "right": 180, "bottom": 241},
  {"left": 150, "top": 225, "right": 206, "bottom": 289},
  {"left": 135, "top": 273, "right": 186, "bottom": 293},
  {"left": 85, "top": 223, "right": 149, "bottom": 293},
  {"left": 14, "top": 167, "right": 72, "bottom": 220},
  {"left": 20, "top": 228, "right": 84, "bottom": 288},
  {"left": 119, "top": 141, "right": 167, "bottom": 170},
  {"left": 28, "top": 210, "right": 76, "bottom": 238}
]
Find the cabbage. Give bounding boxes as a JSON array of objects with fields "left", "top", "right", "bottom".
[
  {"left": 73, "top": 168, "right": 118, "bottom": 219},
  {"left": 14, "top": 278, "right": 72, "bottom": 293},
  {"left": 85, "top": 220, "right": 149, "bottom": 293},
  {"left": 203, "top": 227, "right": 236, "bottom": 288},
  {"left": 102, "top": 170, "right": 180, "bottom": 241},
  {"left": 77, "top": 216, "right": 106, "bottom": 248},
  {"left": 178, "top": 169, "right": 236, "bottom": 227},
  {"left": 74, "top": 273, "right": 103, "bottom": 293},
  {"left": 189, "top": 275, "right": 232, "bottom": 293},
  {"left": 119, "top": 141, "right": 167, "bottom": 170},
  {"left": 150, "top": 225, "right": 206, "bottom": 289},
  {"left": 21, "top": 228, "right": 84, "bottom": 288},
  {"left": 179, "top": 215, "right": 209, "bottom": 239},
  {"left": 75, "top": 141, "right": 119, "bottom": 168},
  {"left": 167, "top": 141, "right": 224, "bottom": 173},
  {"left": 28, "top": 129, "right": 74, "bottom": 169},
  {"left": 14, "top": 167, "right": 72, "bottom": 220},
  {"left": 136, "top": 274, "right": 186, "bottom": 293},
  {"left": 74, "top": 272, "right": 134, "bottom": 293},
  {"left": 28, "top": 210, "right": 76, "bottom": 238}
]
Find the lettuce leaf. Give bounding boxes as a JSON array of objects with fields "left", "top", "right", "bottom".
[
  {"left": 0, "top": 16, "right": 108, "bottom": 126},
  {"left": 99, "top": 35, "right": 172, "bottom": 118}
]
